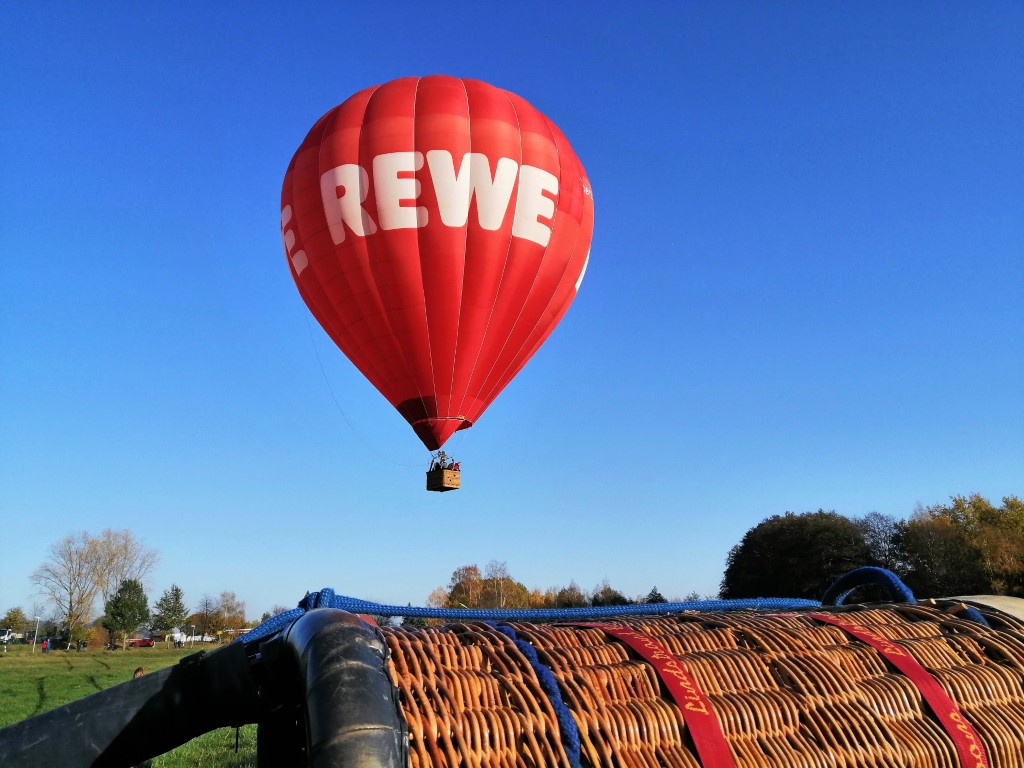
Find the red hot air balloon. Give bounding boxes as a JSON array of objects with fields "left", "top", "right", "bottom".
[{"left": 281, "top": 76, "right": 594, "bottom": 451}]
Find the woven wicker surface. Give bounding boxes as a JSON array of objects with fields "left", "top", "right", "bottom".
[{"left": 381, "top": 603, "right": 1024, "bottom": 767}]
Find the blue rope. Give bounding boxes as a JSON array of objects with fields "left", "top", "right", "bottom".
[
  {"left": 951, "top": 604, "right": 991, "bottom": 627},
  {"left": 486, "top": 622, "right": 582, "bottom": 768},
  {"left": 820, "top": 567, "right": 916, "bottom": 606},
  {"left": 239, "top": 592, "right": 820, "bottom": 644}
]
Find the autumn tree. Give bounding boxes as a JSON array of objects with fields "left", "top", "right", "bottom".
[
  {"left": 218, "top": 591, "right": 247, "bottom": 635},
  {"left": 421, "top": 587, "right": 449, "bottom": 627},
  {"left": 437, "top": 562, "right": 530, "bottom": 609},
  {"left": 426, "top": 587, "right": 449, "bottom": 608},
  {"left": 2, "top": 607, "right": 29, "bottom": 636},
  {"left": 900, "top": 513, "right": 984, "bottom": 596},
  {"left": 529, "top": 588, "right": 555, "bottom": 608},
  {"left": 447, "top": 565, "right": 484, "bottom": 607},
  {"left": 592, "top": 580, "right": 632, "bottom": 607},
  {"left": 103, "top": 579, "right": 150, "bottom": 649},
  {"left": 917, "top": 494, "right": 1024, "bottom": 595},
  {"left": 481, "top": 561, "right": 530, "bottom": 609},
  {"left": 554, "top": 581, "right": 588, "bottom": 608},
  {"left": 151, "top": 585, "right": 189, "bottom": 632},
  {"left": 721, "top": 510, "right": 874, "bottom": 600}
]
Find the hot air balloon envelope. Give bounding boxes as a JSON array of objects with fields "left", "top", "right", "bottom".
[{"left": 281, "top": 76, "right": 594, "bottom": 450}]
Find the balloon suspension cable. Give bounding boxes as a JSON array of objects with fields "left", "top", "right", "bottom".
[{"left": 303, "top": 313, "right": 420, "bottom": 468}]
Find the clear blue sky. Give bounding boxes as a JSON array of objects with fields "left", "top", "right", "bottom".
[{"left": 2, "top": 4, "right": 1021, "bottom": 621}]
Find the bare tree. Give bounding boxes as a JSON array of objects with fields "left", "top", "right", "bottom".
[
  {"left": 92, "top": 529, "right": 159, "bottom": 605},
  {"left": 218, "top": 591, "right": 247, "bottom": 635},
  {"left": 858, "top": 511, "right": 908, "bottom": 575},
  {"left": 31, "top": 532, "right": 100, "bottom": 643},
  {"left": 484, "top": 560, "right": 511, "bottom": 608},
  {"left": 31, "top": 529, "right": 159, "bottom": 646},
  {"left": 482, "top": 560, "right": 529, "bottom": 609},
  {"left": 425, "top": 587, "right": 449, "bottom": 608}
]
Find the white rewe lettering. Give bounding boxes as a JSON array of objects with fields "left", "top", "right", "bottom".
[
  {"left": 280, "top": 205, "right": 308, "bottom": 274},
  {"left": 317, "top": 152, "right": 558, "bottom": 246},
  {"left": 426, "top": 150, "right": 519, "bottom": 230},
  {"left": 320, "top": 164, "right": 377, "bottom": 244},
  {"left": 512, "top": 165, "right": 558, "bottom": 247},
  {"left": 373, "top": 152, "right": 427, "bottom": 231}
]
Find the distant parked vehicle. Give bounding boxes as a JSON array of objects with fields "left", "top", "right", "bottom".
[
  {"left": 127, "top": 638, "right": 154, "bottom": 648},
  {"left": 0, "top": 629, "right": 14, "bottom": 644}
]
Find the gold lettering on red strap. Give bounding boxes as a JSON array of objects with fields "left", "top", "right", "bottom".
[
  {"left": 810, "top": 613, "right": 989, "bottom": 768},
  {"left": 569, "top": 624, "right": 736, "bottom": 767}
]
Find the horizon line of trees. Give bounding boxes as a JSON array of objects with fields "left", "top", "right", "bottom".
[
  {"left": 417, "top": 560, "right": 685, "bottom": 621},
  {"left": 9, "top": 492, "right": 1019, "bottom": 641},
  {"left": 4, "top": 581, "right": 255, "bottom": 648},
  {"left": 6, "top": 528, "right": 259, "bottom": 646}
]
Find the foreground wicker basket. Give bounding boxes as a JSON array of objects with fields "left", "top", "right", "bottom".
[{"left": 379, "top": 602, "right": 1024, "bottom": 767}]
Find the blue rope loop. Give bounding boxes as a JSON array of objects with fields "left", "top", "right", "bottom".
[
  {"left": 820, "top": 567, "right": 917, "bottom": 606},
  {"left": 299, "top": 588, "right": 336, "bottom": 611},
  {"left": 486, "top": 622, "right": 582, "bottom": 768}
]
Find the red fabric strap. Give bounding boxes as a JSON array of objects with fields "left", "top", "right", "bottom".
[
  {"left": 574, "top": 623, "right": 736, "bottom": 767},
  {"left": 809, "top": 613, "right": 989, "bottom": 768}
]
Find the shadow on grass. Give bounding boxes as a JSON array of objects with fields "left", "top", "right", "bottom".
[{"left": 32, "top": 677, "right": 46, "bottom": 717}]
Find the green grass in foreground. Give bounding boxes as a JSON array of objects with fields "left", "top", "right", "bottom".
[{"left": 0, "top": 643, "right": 257, "bottom": 767}]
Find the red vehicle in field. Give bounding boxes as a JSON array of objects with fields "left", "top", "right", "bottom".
[{"left": 127, "top": 638, "right": 154, "bottom": 648}]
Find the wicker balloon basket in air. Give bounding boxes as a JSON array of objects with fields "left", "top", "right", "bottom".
[{"left": 378, "top": 602, "right": 1024, "bottom": 767}]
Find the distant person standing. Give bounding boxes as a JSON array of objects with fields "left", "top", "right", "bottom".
[{"left": 41, "top": 639, "right": 48, "bottom": 653}]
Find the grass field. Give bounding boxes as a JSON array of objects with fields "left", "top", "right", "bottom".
[{"left": 0, "top": 643, "right": 257, "bottom": 766}]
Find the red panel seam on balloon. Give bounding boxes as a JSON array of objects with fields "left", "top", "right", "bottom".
[
  {"left": 493, "top": 141, "right": 594, "bottom": 407},
  {"left": 446, "top": 75, "right": 473, "bottom": 428},
  {"left": 472, "top": 103, "right": 555, "bottom": 403},
  {"left": 289, "top": 105, "right": 392, "bottom": 392},
  {"left": 492, "top": 186, "right": 593, "bottom": 402},
  {"left": 453, "top": 84, "right": 523, "bottom": 422},
  {"left": 474, "top": 107, "right": 572, "bottom": 413},
  {"left": 344, "top": 92, "right": 408, "bottom": 399},
  {"left": 358, "top": 80, "right": 432, "bottom": 425},
  {"left": 410, "top": 75, "right": 436, "bottom": 436},
  {"left": 414, "top": 75, "right": 470, "bottom": 435},
  {"left": 304, "top": 88, "right": 397, "bottom": 394}
]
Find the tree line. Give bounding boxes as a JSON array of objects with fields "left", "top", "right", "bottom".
[
  {"left": 720, "top": 494, "right": 1024, "bottom": 600},
  {"left": 4, "top": 528, "right": 255, "bottom": 648},
  {"left": 9, "top": 493, "right": 1018, "bottom": 642},
  {"left": 417, "top": 560, "right": 680, "bottom": 624}
]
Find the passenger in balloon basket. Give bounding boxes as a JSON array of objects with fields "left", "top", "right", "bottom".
[{"left": 429, "top": 450, "right": 459, "bottom": 472}]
